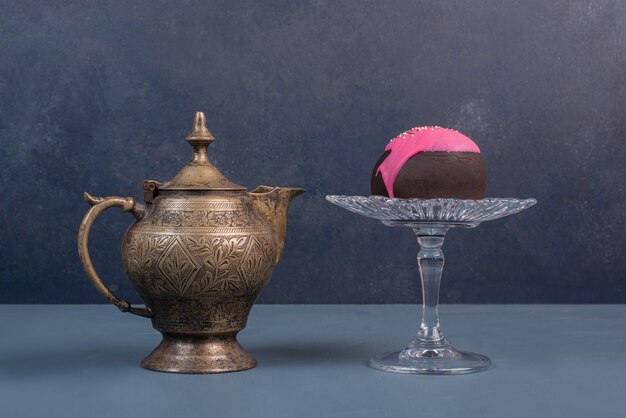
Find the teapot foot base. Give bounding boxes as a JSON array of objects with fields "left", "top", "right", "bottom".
[{"left": 141, "top": 332, "right": 256, "bottom": 374}]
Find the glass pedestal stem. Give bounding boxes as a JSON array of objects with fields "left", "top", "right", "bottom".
[
  {"left": 367, "top": 224, "right": 491, "bottom": 374},
  {"left": 415, "top": 228, "right": 449, "bottom": 348}
]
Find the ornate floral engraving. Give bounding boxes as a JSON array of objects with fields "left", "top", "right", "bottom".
[
  {"left": 187, "top": 235, "right": 249, "bottom": 294},
  {"left": 125, "top": 235, "right": 169, "bottom": 276},
  {"left": 124, "top": 232, "right": 275, "bottom": 298},
  {"left": 123, "top": 197, "right": 277, "bottom": 297},
  {"left": 237, "top": 236, "right": 273, "bottom": 293},
  {"left": 150, "top": 210, "right": 252, "bottom": 227},
  {"left": 155, "top": 237, "right": 201, "bottom": 296}
]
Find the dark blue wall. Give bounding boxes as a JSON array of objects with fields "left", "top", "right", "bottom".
[{"left": 1, "top": 0, "right": 624, "bottom": 303}]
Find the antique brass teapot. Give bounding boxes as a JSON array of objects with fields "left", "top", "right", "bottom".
[{"left": 78, "top": 112, "right": 303, "bottom": 373}]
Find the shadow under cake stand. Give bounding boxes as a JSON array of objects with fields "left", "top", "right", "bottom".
[{"left": 326, "top": 195, "right": 536, "bottom": 375}]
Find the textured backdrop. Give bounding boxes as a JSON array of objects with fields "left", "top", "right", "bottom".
[{"left": 1, "top": 0, "right": 625, "bottom": 303}]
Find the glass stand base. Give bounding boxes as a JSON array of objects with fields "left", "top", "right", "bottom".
[{"left": 368, "top": 347, "right": 491, "bottom": 375}]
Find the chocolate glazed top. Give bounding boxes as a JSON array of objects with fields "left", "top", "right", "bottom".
[{"left": 375, "top": 127, "right": 480, "bottom": 198}]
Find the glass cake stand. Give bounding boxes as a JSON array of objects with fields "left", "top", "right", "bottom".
[{"left": 325, "top": 195, "right": 536, "bottom": 374}]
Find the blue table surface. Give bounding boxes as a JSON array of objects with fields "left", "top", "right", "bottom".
[{"left": 0, "top": 304, "right": 624, "bottom": 418}]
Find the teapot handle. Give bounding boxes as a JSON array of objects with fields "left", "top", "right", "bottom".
[{"left": 77, "top": 192, "right": 153, "bottom": 318}]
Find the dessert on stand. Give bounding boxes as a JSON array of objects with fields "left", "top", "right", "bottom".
[{"left": 327, "top": 127, "right": 535, "bottom": 374}]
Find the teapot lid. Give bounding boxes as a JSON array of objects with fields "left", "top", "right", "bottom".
[{"left": 159, "top": 112, "right": 246, "bottom": 191}]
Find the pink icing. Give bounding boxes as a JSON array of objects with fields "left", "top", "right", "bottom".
[{"left": 376, "top": 126, "right": 480, "bottom": 198}]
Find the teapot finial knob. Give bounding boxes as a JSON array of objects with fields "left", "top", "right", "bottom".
[{"left": 186, "top": 111, "right": 215, "bottom": 144}]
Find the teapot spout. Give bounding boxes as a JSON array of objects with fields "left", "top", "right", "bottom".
[{"left": 249, "top": 185, "right": 305, "bottom": 265}]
